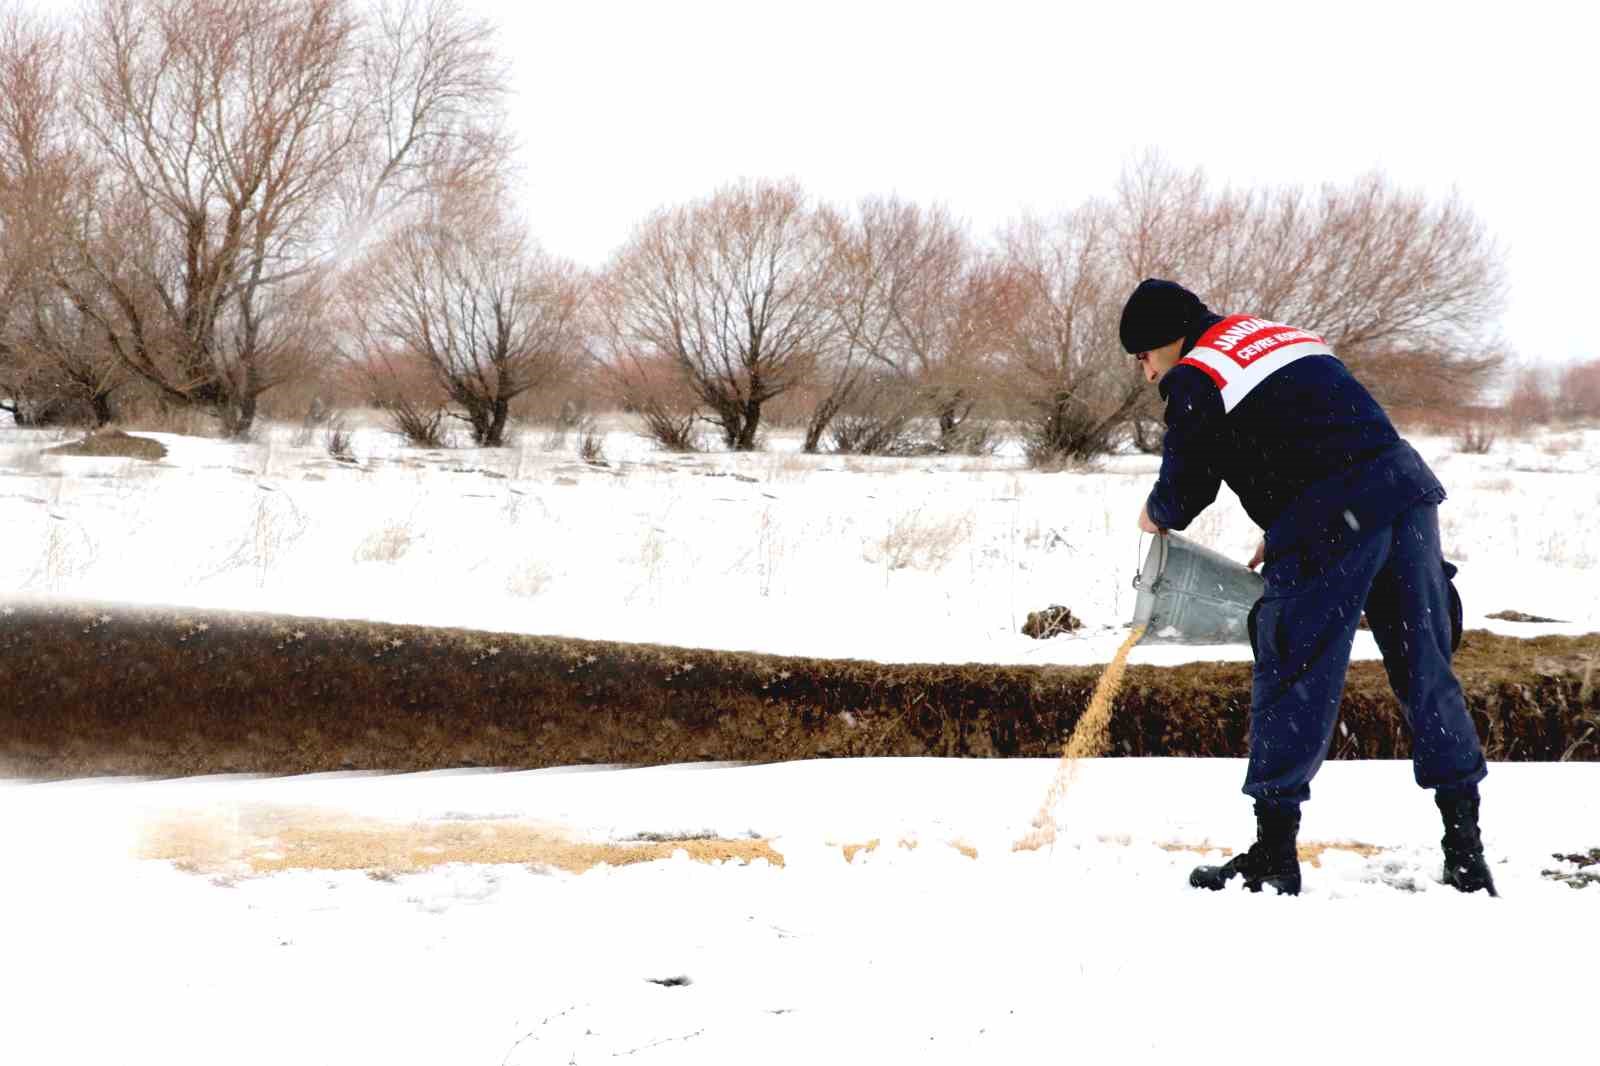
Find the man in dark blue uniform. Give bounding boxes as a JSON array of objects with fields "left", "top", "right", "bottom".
[{"left": 1120, "top": 278, "right": 1495, "bottom": 897}]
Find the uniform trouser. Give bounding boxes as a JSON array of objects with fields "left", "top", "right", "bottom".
[{"left": 1244, "top": 502, "right": 1488, "bottom": 809}]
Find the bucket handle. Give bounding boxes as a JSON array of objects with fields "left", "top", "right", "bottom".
[{"left": 1131, "top": 532, "right": 1169, "bottom": 592}]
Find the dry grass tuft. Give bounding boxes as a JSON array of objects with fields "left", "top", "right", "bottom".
[
  {"left": 29, "top": 520, "right": 98, "bottom": 593},
  {"left": 864, "top": 507, "right": 973, "bottom": 573},
  {"left": 577, "top": 420, "right": 607, "bottom": 465},
  {"left": 354, "top": 519, "right": 415, "bottom": 563},
  {"left": 208, "top": 492, "right": 308, "bottom": 585},
  {"left": 507, "top": 559, "right": 552, "bottom": 598},
  {"left": 323, "top": 418, "right": 355, "bottom": 461},
  {"left": 1543, "top": 434, "right": 1581, "bottom": 457}
]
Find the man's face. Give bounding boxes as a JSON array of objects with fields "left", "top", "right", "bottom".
[{"left": 1134, "top": 338, "right": 1185, "bottom": 385}]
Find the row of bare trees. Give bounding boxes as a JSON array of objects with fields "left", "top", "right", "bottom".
[
  {"left": 1, "top": 4, "right": 1513, "bottom": 455},
  {"left": 1504, "top": 359, "right": 1600, "bottom": 424},
  {"left": 595, "top": 160, "right": 1509, "bottom": 459},
  {"left": 0, "top": 0, "right": 514, "bottom": 437}
]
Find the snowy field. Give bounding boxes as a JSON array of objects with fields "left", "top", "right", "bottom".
[
  {"left": 4, "top": 416, "right": 1599, "bottom": 1063},
  {"left": 2, "top": 759, "right": 1597, "bottom": 1064},
  {"left": 3, "top": 413, "right": 1599, "bottom": 666}
]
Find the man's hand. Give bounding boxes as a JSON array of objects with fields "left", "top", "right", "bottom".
[
  {"left": 1138, "top": 504, "right": 1167, "bottom": 536},
  {"left": 1247, "top": 538, "right": 1265, "bottom": 571}
]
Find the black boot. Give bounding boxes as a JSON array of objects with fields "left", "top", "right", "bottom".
[
  {"left": 1191, "top": 804, "right": 1302, "bottom": 895},
  {"left": 1437, "top": 788, "right": 1497, "bottom": 896}
]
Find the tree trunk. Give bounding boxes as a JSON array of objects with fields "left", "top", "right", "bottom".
[
  {"left": 4, "top": 398, "right": 35, "bottom": 427},
  {"left": 735, "top": 396, "right": 762, "bottom": 451},
  {"left": 1130, "top": 414, "right": 1165, "bottom": 455},
  {"left": 935, "top": 388, "right": 972, "bottom": 452},
  {"left": 804, "top": 394, "right": 845, "bottom": 453},
  {"left": 90, "top": 390, "right": 115, "bottom": 428},
  {"left": 222, "top": 390, "right": 257, "bottom": 439},
  {"left": 485, "top": 398, "right": 510, "bottom": 447},
  {"left": 708, "top": 395, "right": 744, "bottom": 450}
]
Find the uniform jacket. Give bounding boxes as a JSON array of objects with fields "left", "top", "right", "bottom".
[{"left": 1144, "top": 314, "right": 1445, "bottom": 562}]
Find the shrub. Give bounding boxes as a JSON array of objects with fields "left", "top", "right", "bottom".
[
  {"left": 942, "top": 418, "right": 1004, "bottom": 457},
  {"left": 383, "top": 397, "right": 446, "bottom": 448},
  {"left": 577, "top": 420, "right": 607, "bottom": 465},
  {"left": 1018, "top": 396, "right": 1125, "bottom": 468},
  {"left": 1555, "top": 359, "right": 1600, "bottom": 422},
  {"left": 1504, "top": 367, "right": 1555, "bottom": 425},
  {"left": 354, "top": 520, "right": 414, "bottom": 563},
  {"left": 829, "top": 410, "right": 923, "bottom": 456},
  {"left": 290, "top": 396, "right": 331, "bottom": 447},
  {"left": 1454, "top": 419, "right": 1497, "bottom": 455},
  {"left": 323, "top": 417, "right": 355, "bottom": 461},
  {"left": 637, "top": 402, "right": 702, "bottom": 452}
]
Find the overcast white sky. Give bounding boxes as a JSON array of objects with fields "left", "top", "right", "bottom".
[{"left": 469, "top": 0, "right": 1595, "bottom": 368}]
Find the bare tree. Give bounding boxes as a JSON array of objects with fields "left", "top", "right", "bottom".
[
  {"left": 803, "top": 201, "right": 897, "bottom": 453},
  {"left": 14, "top": 282, "right": 131, "bottom": 426},
  {"left": 807, "top": 197, "right": 1003, "bottom": 454},
  {"left": 344, "top": 0, "right": 513, "bottom": 232},
  {"left": 1266, "top": 175, "right": 1506, "bottom": 407},
  {"left": 598, "top": 179, "right": 836, "bottom": 451},
  {"left": 902, "top": 245, "right": 1012, "bottom": 452},
  {"left": 0, "top": 7, "right": 93, "bottom": 424},
  {"left": 1110, "top": 154, "right": 1508, "bottom": 413},
  {"left": 342, "top": 196, "right": 587, "bottom": 447},
  {"left": 46, "top": 0, "right": 511, "bottom": 437},
  {"left": 995, "top": 204, "right": 1135, "bottom": 463},
  {"left": 1111, "top": 150, "right": 1217, "bottom": 284}
]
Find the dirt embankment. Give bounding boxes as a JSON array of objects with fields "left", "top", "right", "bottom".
[
  {"left": 42, "top": 430, "right": 168, "bottom": 461},
  {"left": 2, "top": 600, "right": 1596, "bottom": 780}
]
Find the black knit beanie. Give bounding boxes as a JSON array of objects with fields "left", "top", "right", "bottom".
[{"left": 1119, "top": 279, "right": 1210, "bottom": 355}]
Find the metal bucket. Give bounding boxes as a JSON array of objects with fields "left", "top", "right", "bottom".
[{"left": 1132, "top": 533, "right": 1264, "bottom": 645}]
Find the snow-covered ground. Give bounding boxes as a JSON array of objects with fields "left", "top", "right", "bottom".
[
  {"left": 4, "top": 417, "right": 1598, "bottom": 1063},
  {"left": 3, "top": 414, "right": 1598, "bottom": 667},
  {"left": 2, "top": 759, "right": 1597, "bottom": 1064}
]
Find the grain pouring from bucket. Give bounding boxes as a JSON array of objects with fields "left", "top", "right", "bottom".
[{"left": 1013, "top": 623, "right": 1146, "bottom": 852}]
